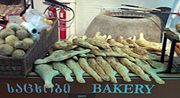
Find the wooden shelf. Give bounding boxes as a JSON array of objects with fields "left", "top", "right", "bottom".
[{"left": 27, "top": 72, "right": 180, "bottom": 78}]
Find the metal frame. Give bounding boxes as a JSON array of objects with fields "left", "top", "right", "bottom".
[
  {"left": 31, "top": 0, "right": 34, "bottom": 9},
  {"left": 21, "top": 0, "right": 34, "bottom": 15},
  {"left": 161, "top": 29, "right": 180, "bottom": 73}
]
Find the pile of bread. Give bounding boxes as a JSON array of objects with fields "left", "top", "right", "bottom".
[{"left": 34, "top": 32, "right": 167, "bottom": 88}]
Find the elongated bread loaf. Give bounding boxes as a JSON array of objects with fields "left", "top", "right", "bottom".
[
  {"left": 106, "top": 57, "right": 131, "bottom": 82},
  {"left": 96, "top": 57, "right": 117, "bottom": 83},
  {"left": 88, "top": 58, "right": 110, "bottom": 81},
  {"left": 79, "top": 58, "right": 103, "bottom": 82},
  {"left": 119, "top": 58, "right": 151, "bottom": 81},
  {"left": 66, "top": 59, "right": 85, "bottom": 83}
]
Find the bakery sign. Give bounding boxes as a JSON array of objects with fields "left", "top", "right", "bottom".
[
  {"left": 0, "top": 77, "right": 180, "bottom": 98},
  {"left": 5, "top": 83, "right": 154, "bottom": 94}
]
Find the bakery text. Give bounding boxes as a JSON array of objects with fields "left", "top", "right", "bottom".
[
  {"left": 92, "top": 84, "right": 155, "bottom": 94},
  {"left": 6, "top": 83, "right": 70, "bottom": 94}
]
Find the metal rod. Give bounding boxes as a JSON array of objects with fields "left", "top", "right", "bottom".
[
  {"left": 161, "top": 37, "right": 167, "bottom": 63},
  {"left": 121, "top": 4, "right": 160, "bottom": 11},
  {"left": 121, "top": 4, "right": 140, "bottom": 8},
  {"left": 31, "top": 0, "right": 34, "bottom": 9},
  {"left": 167, "top": 40, "right": 177, "bottom": 73},
  {"left": 119, "top": 8, "right": 147, "bottom": 12},
  {"left": 24, "top": 0, "right": 26, "bottom": 8}
]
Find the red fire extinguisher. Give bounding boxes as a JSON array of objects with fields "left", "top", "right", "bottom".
[
  {"left": 48, "top": 5, "right": 57, "bottom": 19},
  {"left": 59, "top": 7, "right": 67, "bottom": 40}
]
